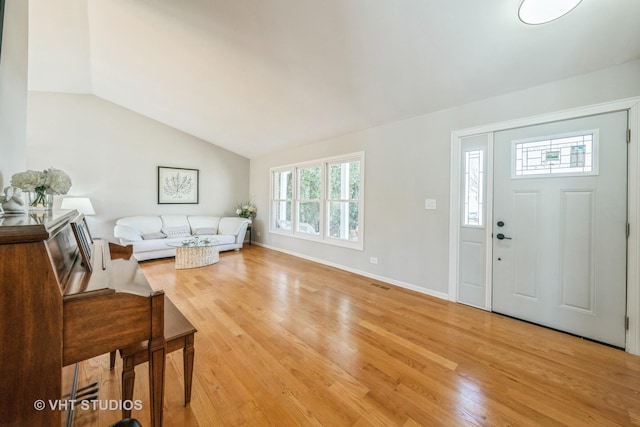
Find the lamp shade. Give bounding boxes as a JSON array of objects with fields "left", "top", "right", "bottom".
[
  {"left": 61, "top": 197, "right": 96, "bottom": 215},
  {"left": 518, "top": 0, "right": 582, "bottom": 25}
]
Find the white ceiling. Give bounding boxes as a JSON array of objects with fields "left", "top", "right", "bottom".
[{"left": 28, "top": 0, "right": 640, "bottom": 159}]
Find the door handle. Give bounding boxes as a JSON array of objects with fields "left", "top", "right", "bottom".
[{"left": 496, "top": 233, "right": 512, "bottom": 240}]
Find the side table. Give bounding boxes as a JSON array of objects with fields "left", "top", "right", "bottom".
[{"left": 166, "top": 239, "right": 220, "bottom": 269}]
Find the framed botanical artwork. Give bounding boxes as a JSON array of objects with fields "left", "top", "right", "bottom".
[{"left": 158, "top": 166, "right": 199, "bottom": 204}]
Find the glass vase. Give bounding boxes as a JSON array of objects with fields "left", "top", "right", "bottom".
[{"left": 28, "top": 190, "right": 54, "bottom": 212}]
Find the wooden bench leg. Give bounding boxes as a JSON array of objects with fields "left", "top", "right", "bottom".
[
  {"left": 183, "top": 334, "right": 195, "bottom": 405},
  {"left": 121, "top": 354, "right": 136, "bottom": 419},
  {"left": 148, "top": 337, "right": 166, "bottom": 427},
  {"left": 112, "top": 296, "right": 194, "bottom": 423}
]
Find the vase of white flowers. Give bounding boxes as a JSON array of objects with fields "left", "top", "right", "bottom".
[
  {"left": 11, "top": 168, "right": 72, "bottom": 211},
  {"left": 27, "top": 191, "right": 54, "bottom": 211},
  {"left": 236, "top": 201, "right": 257, "bottom": 220}
]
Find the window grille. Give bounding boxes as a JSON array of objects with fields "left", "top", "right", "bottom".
[{"left": 513, "top": 131, "right": 597, "bottom": 178}]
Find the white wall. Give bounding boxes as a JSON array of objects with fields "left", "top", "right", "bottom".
[
  {"left": 0, "top": 0, "right": 28, "bottom": 189},
  {"left": 26, "top": 92, "right": 250, "bottom": 239},
  {"left": 251, "top": 59, "right": 640, "bottom": 298},
  {"left": 28, "top": 0, "right": 92, "bottom": 93}
]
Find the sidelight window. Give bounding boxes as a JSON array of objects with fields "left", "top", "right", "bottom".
[{"left": 463, "top": 149, "right": 484, "bottom": 227}]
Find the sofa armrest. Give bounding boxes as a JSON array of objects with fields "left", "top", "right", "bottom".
[
  {"left": 218, "top": 217, "right": 249, "bottom": 244},
  {"left": 218, "top": 217, "right": 248, "bottom": 235},
  {"left": 114, "top": 224, "right": 143, "bottom": 243},
  {"left": 235, "top": 222, "right": 249, "bottom": 245}
]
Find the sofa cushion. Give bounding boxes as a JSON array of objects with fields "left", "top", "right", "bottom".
[
  {"left": 188, "top": 216, "right": 220, "bottom": 234},
  {"left": 194, "top": 228, "right": 216, "bottom": 236},
  {"left": 215, "top": 234, "right": 237, "bottom": 245},
  {"left": 161, "top": 214, "right": 190, "bottom": 228},
  {"left": 161, "top": 225, "right": 191, "bottom": 238},
  {"left": 142, "top": 232, "right": 167, "bottom": 240},
  {"left": 116, "top": 216, "right": 163, "bottom": 235},
  {"left": 131, "top": 237, "right": 184, "bottom": 253}
]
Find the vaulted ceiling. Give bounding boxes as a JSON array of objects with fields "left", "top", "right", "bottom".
[{"left": 28, "top": 0, "right": 640, "bottom": 159}]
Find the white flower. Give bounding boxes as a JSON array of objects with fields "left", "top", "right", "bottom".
[
  {"left": 43, "top": 168, "right": 72, "bottom": 194},
  {"left": 236, "top": 201, "right": 257, "bottom": 219},
  {"left": 10, "top": 170, "right": 43, "bottom": 192},
  {"left": 11, "top": 168, "right": 72, "bottom": 195}
]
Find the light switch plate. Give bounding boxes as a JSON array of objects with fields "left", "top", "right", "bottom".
[{"left": 425, "top": 199, "right": 437, "bottom": 210}]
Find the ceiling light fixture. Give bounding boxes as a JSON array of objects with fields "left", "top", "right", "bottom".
[{"left": 518, "top": 0, "right": 583, "bottom": 25}]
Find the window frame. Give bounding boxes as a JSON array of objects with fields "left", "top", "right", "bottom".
[
  {"left": 271, "top": 167, "right": 293, "bottom": 233},
  {"left": 269, "top": 152, "right": 365, "bottom": 250},
  {"left": 325, "top": 157, "right": 362, "bottom": 245}
]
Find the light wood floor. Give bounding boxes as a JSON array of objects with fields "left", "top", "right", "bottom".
[{"left": 69, "top": 245, "right": 640, "bottom": 426}]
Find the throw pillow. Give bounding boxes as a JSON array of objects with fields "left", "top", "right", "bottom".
[
  {"left": 161, "top": 226, "right": 191, "bottom": 238},
  {"left": 194, "top": 227, "right": 216, "bottom": 235},
  {"left": 142, "top": 232, "right": 167, "bottom": 240}
]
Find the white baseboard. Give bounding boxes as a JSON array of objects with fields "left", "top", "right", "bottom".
[{"left": 252, "top": 242, "right": 449, "bottom": 301}]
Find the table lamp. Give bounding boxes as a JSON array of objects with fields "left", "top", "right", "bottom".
[{"left": 61, "top": 197, "right": 96, "bottom": 215}]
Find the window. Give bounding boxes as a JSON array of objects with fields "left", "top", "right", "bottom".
[
  {"left": 327, "top": 159, "right": 360, "bottom": 242},
  {"left": 272, "top": 169, "right": 293, "bottom": 231},
  {"left": 513, "top": 130, "right": 598, "bottom": 178},
  {"left": 463, "top": 149, "right": 484, "bottom": 227},
  {"left": 270, "top": 152, "right": 364, "bottom": 250},
  {"left": 297, "top": 165, "right": 321, "bottom": 235}
]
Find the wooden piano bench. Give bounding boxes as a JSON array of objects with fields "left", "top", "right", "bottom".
[{"left": 110, "top": 298, "right": 197, "bottom": 419}]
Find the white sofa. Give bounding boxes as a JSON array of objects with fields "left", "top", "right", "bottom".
[{"left": 114, "top": 215, "right": 250, "bottom": 261}]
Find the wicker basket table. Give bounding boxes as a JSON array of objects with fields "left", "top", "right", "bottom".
[{"left": 167, "top": 239, "right": 220, "bottom": 269}]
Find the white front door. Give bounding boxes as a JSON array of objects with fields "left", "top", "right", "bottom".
[{"left": 492, "top": 111, "right": 628, "bottom": 347}]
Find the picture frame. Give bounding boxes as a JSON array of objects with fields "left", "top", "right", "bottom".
[
  {"left": 158, "top": 166, "right": 199, "bottom": 204},
  {"left": 82, "top": 216, "right": 94, "bottom": 244},
  {"left": 0, "top": 0, "right": 5, "bottom": 64},
  {"left": 71, "top": 216, "right": 93, "bottom": 272}
]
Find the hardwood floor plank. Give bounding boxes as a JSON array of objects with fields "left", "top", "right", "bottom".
[
  {"left": 358, "top": 320, "right": 458, "bottom": 371},
  {"left": 68, "top": 245, "right": 640, "bottom": 426}
]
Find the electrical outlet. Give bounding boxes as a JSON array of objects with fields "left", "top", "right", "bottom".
[
  {"left": 370, "top": 257, "right": 378, "bottom": 264},
  {"left": 256, "top": 231, "right": 261, "bottom": 237}
]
